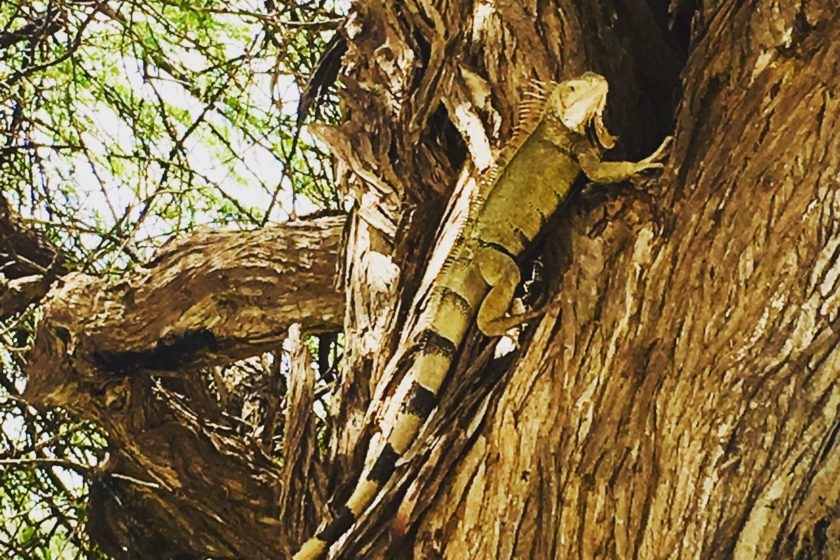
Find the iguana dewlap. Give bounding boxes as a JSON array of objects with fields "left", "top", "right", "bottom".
[{"left": 293, "top": 72, "right": 671, "bottom": 559}]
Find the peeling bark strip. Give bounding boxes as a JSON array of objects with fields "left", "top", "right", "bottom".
[{"left": 24, "top": 215, "right": 344, "bottom": 408}]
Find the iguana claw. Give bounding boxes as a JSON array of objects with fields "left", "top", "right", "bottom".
[{"left": 643, "top": 135, "right": 673, "bottom": 165}]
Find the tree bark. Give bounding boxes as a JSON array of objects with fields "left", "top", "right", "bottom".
[
  {"left": 306, "top": 1, "right": 839, "bottom": 558},
  {"left": 19, "top": 0, "right": 839, "bottom": 559}
]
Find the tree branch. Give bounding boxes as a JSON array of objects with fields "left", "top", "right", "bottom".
[
  {"left": 24, "top": 214, "right": 345, "bottom": 408},
  {"left": 0, "top": 196, "right": 67, "bottom": 319}
]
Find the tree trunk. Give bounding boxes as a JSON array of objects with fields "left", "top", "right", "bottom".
[{"left": 22, "top": 1, "right": 838, "bottom": 559}]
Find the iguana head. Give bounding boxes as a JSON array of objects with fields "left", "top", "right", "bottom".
[{"left": 547, "top": 72, "right": 616, "bottom": 149}]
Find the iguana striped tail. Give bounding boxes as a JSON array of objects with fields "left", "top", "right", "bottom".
[{"left": 292, "top": 329, "right": 457, "bottom": 560}]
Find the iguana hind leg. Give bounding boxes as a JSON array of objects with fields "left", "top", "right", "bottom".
[{"left": 475, "top": 247, "right": 529, "bottom": 337}]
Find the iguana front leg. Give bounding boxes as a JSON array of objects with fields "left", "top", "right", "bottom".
[{"left": 577, "top": 136, "right": 672, "bottom": 183}]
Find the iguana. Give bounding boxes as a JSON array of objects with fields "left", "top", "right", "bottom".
[{"left": 293, "top": 71, "right": 671, "bottom": 559}]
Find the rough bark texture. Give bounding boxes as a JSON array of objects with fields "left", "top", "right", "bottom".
[
  {"left": 18, "top": 0, "right": 839, "bottom": 559},
  {"left": 308, "top": 1, "right": 839, "bottom": 559}
]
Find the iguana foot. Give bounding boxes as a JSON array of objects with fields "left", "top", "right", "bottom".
[
  {"left": 483, "top": 294, "right": 561, "bottom": 338},
  {"left": 639, "top": 135, "right": 673, "bottom": 169}
]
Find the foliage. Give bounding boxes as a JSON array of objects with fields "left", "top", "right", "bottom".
[
  {"left": 0, "top": 1, "right": 343, "bottom": 557},
  {"left": 0, "top": 0, "right": 342, "bottom": 273}
]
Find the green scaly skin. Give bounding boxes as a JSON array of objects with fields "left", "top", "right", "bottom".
[{"left": 293, "top": 72, "right": 671, "bottom": 559}]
